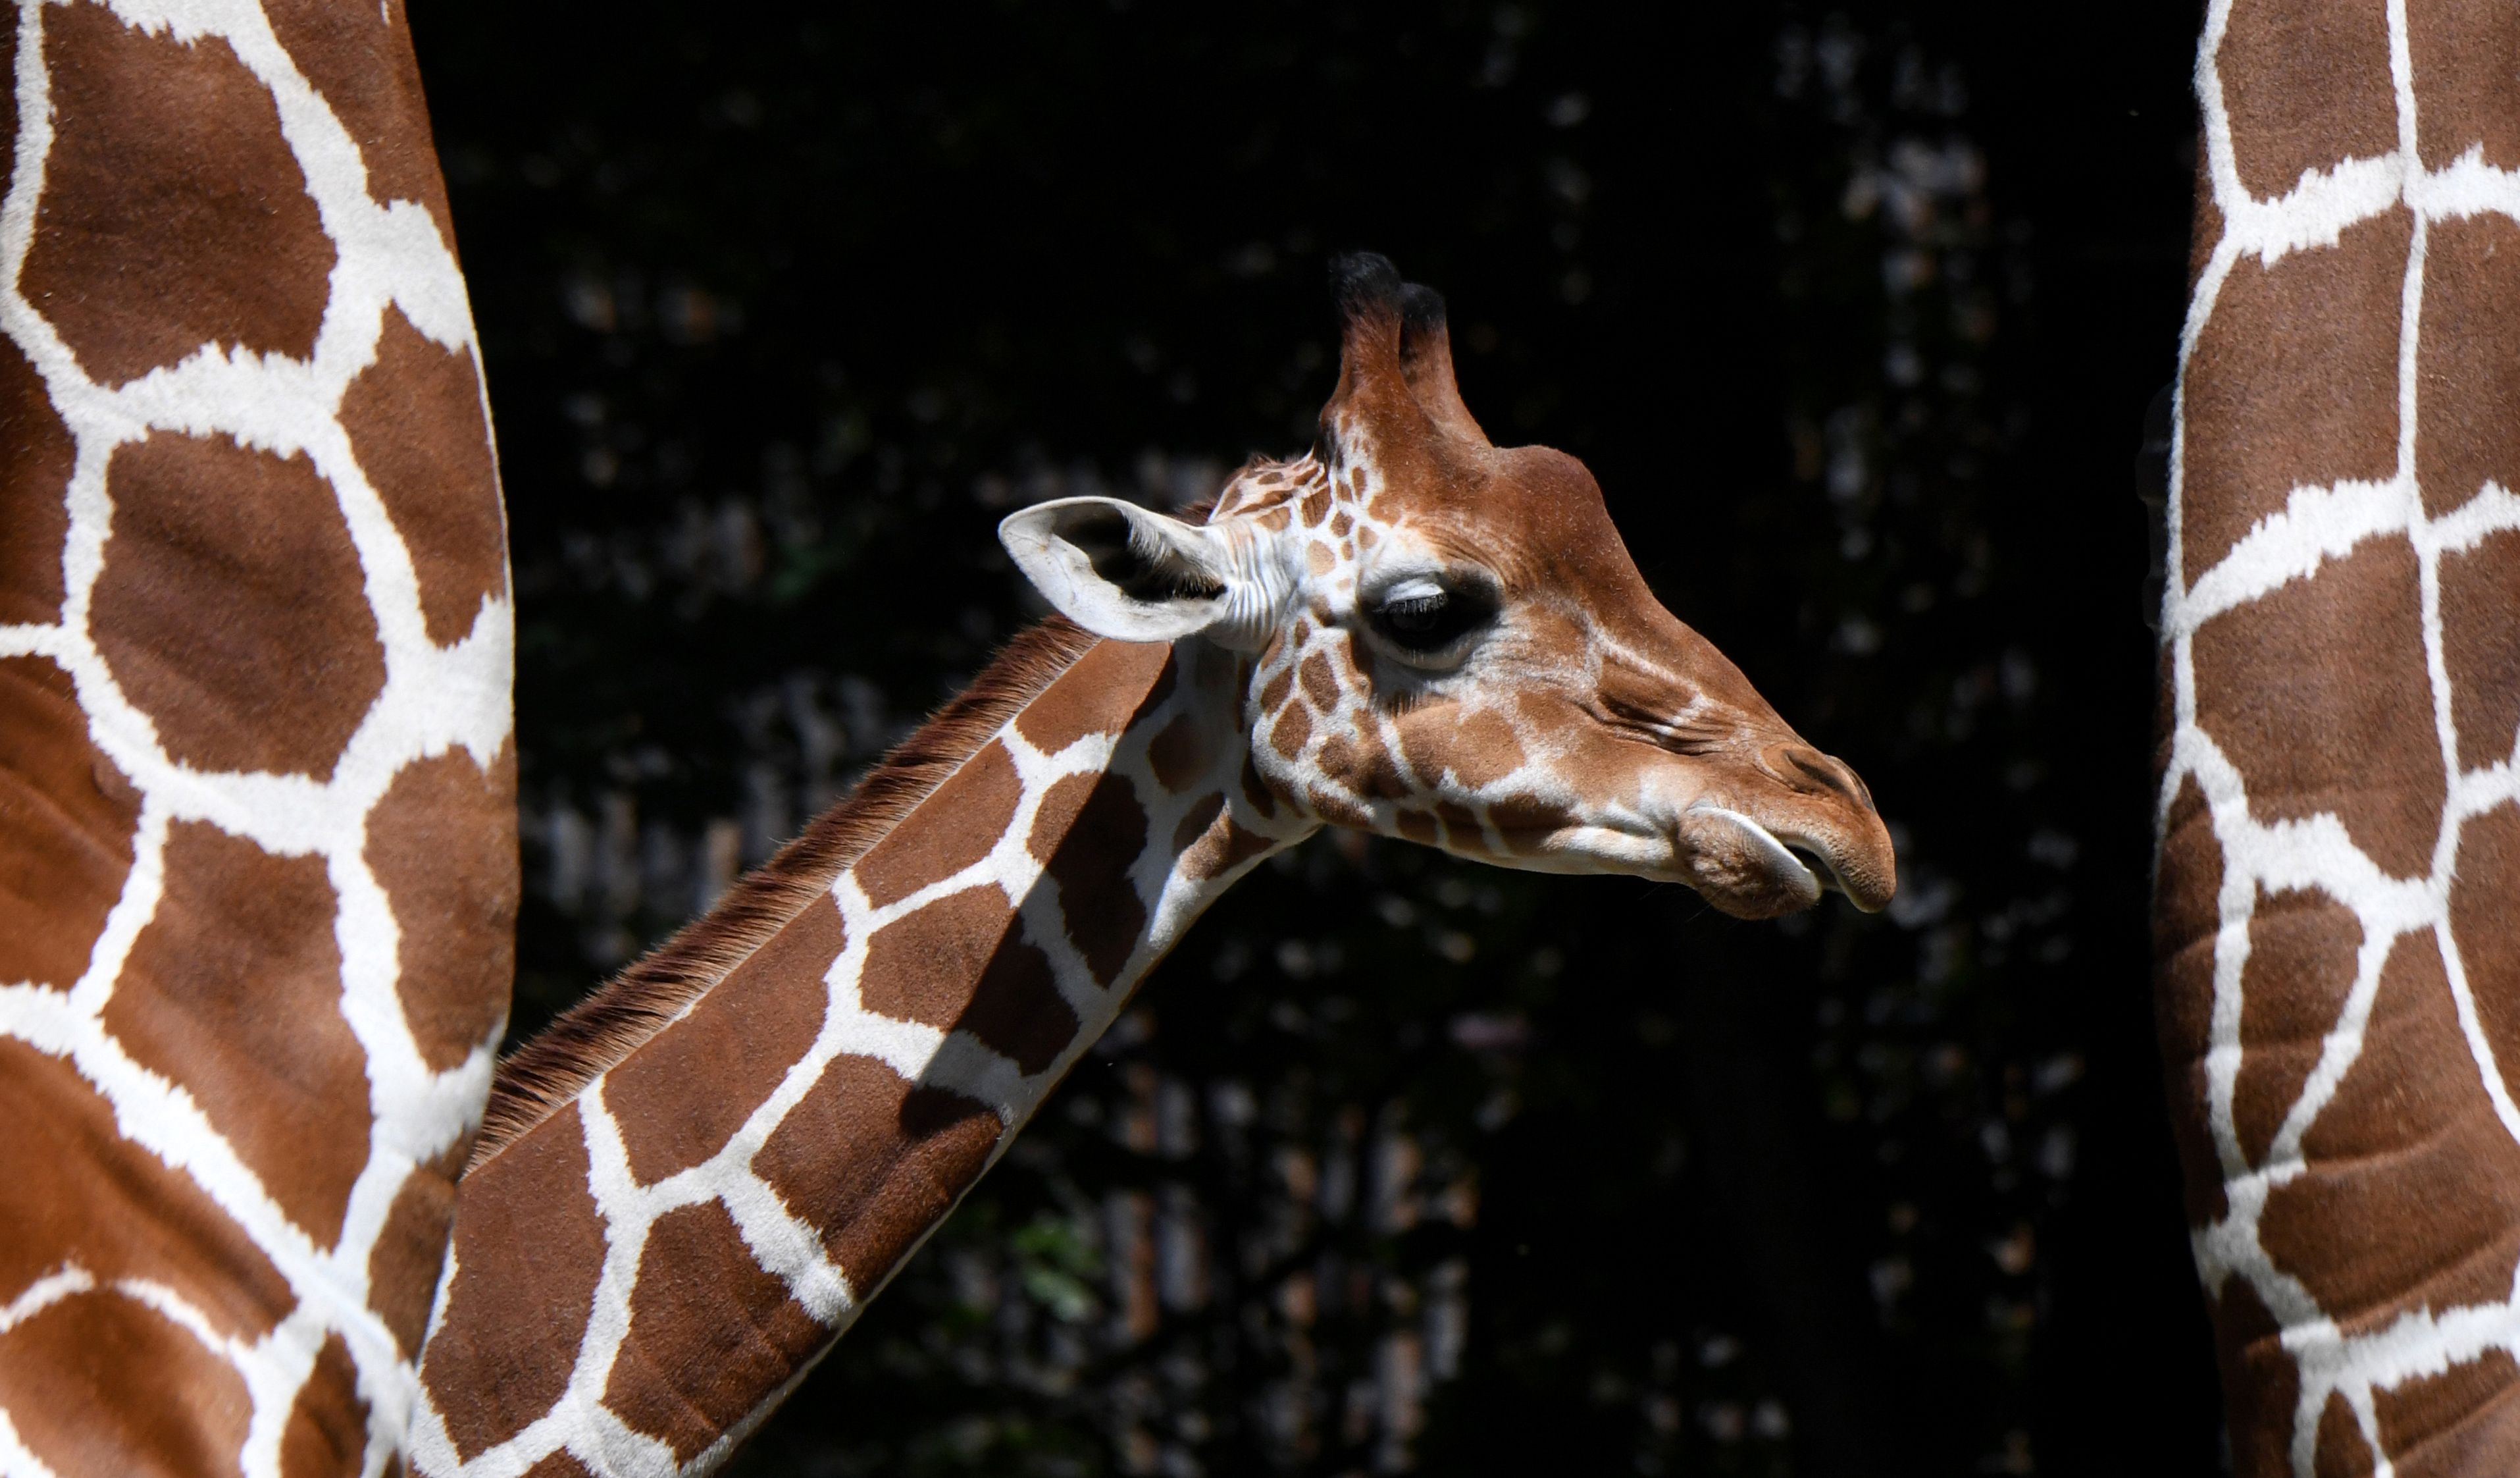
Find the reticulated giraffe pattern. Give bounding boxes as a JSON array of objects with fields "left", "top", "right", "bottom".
[
  {"left": 0, "top": 2, "right": 513, "bottom": 1476},
  {"left": 413, "top": 259, "right": 1893, "bottom": 1475},
  {"left": 2158, "top": 0, "right": 2520, "bottom": 1471}
]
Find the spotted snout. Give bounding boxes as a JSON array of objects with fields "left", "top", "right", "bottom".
[{"left": 1676, "top": 743, "right": 1896, "bottom": 920}]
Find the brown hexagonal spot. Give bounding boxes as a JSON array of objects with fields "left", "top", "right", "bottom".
[
  {"left": 0, "top": 655, "right": 138, "bottom": 992},
  {"left": 26, "top": 3, "right": 332, "bottom": 384},
  {"left": 2182, "top": 207, "right": 2408, "bottom": 575},
  {"left": 421, "top": 1103, "right": 607, "bottom": 1462},
  {"left": 608, "top": 894, "right": 841, "bottom": 1186},
  {"left": 2217, "top": 0, "right": 2397, "bottom": 199},
  {"left": 0, "top": 1288, "right": 252, "bottom": 1478},
  {"left": 602, "top": 1200, "right": 828, "bottom": 1461},
  {"left": 0, "top": 329, "right": 76, "bottom": 627},
  {"left": 2192, "top": 533, "right": 2444, "bottom": 880},
  {"left": 365, "top": 743, "right": 517, "bottom": 1072},
  {"left": 105, "top": 822, "right": 373, "bottom": 1246},
  {"left": 343, "top": 307, "right": 507, "bottom": 647},
  {"left": 2261, "top": 932, "right": 2520, "bottom": 1339},
  {"left": 752, "top": 1054, "right": 1001, "bottom": 1292},
  {"left": 93, "top": 431, "right": 384, "bottom": 779}
]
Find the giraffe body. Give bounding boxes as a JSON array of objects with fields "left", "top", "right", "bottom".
[
  {"left": 413, "top": 257, "right": 1891, "bottom": 1476},
  {"left": 0, "top": 3, "right": 512, "bottom": 1475},
  {"left": 2160, "top": 0, "right": 2520, "bottom": 1469}
]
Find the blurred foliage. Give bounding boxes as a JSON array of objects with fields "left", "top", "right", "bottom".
[{"left": 412, "top": 1, "right": 2214, "bottom": 1473}]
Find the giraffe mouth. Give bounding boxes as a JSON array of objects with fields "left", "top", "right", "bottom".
[{"left": 1682, "top": 804, "right": 1826, "bottom": 912}]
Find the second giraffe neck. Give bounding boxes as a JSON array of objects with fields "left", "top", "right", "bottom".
[{"left": 412, "top": 633, "right": 1308, "bottom": 1475}]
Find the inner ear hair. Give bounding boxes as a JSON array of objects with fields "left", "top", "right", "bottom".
[{"left": 1065, "top": 504, "right": 1225, "bottom": 603}]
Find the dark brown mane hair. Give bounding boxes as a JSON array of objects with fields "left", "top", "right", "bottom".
[{"left": 471, "top": 616, "right": 1103, "bottom": 1169}]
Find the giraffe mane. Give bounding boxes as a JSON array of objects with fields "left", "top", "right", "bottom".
[{"left": 471, "top": 614, "right": 1104, "bottom": 1168}]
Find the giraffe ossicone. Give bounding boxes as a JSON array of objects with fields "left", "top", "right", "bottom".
[{"left": 411, "top": 251, "right": 1892, "bottom": 1477}]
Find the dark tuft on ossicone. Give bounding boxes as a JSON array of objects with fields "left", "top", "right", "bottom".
[
  {"left": 1399, "top": 281, "right": 1449, "bottom": 335},
  {"left": 1328, "top": 251, "right": 1405, "bottom": 321}
]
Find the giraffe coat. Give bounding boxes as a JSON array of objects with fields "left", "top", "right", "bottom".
[
  {"left": 0, "top": 3, "right": 513, "bottom": 1476},
  {"left": 2160, "top": 0, "right": 2520, "bottom": 1470}
]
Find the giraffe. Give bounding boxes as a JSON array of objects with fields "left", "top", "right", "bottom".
[
  {"left": 406, "top": 253, "right": 1895, "bottom": 1476},
  {"left": 0, "top": 2, "right": 513, "bottom": 1477},
  {"left": 2157, "top": 0, "right": 2520, "bottom": 1471}
]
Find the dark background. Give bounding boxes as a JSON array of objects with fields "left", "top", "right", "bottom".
[{"left": 409, "top": 3, "right": 2215, "bottom": 1472}]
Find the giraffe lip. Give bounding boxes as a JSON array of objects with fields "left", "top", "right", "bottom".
[{"left": 1684, "top": 804, "right": 1826, "bottom": 905}]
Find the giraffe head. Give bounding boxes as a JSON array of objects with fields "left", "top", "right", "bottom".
[{"left": 1003, "top": 254, "right": 1893, "bottom": 918}]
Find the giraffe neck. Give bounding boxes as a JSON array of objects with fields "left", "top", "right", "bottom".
[
  {"left": 413, "top": 631, "right": 1308, "bottom": 1476},
  {"left": 0, "top": 3, "right": 513, "bottom": 1475},
  {"left": 2159, "top": 0, "right": 2520, "bottom": 1469}
]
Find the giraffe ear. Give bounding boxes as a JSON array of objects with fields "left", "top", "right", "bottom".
[{"left": 1000, "top": 497, "right": 1243, "bottom": 644}]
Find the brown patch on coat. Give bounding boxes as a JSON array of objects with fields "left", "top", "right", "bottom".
[
  {"left": 0, "top": 330, "right": 74, "bottom": 627},
  {"left": 1298, "top": 650, "right": 1341, "bottom": 710},
  {"left": 2452, "top": 803, "right": 2520, "bottom": 1107},
  {"left": 2153, "top": 774, "right": 2233, "bottom": 1226},
  {"left": 367, "top": 743, "right": 517, "bottom": 1072},
  {"left": 260, "top": 0, "right": 457, "bottom": 238},
  {"left": 477, "top": 620, "right": 1098, "bottom": 1164},
  {"left": 368, "top": 1154, "right": 459, "bottom": 1360},
  {"left": 853, "top": 884, "right": 1004, "bottom": 1031},
  {"left": 2214, "top": 0, "right": 2397, "bottom": 199},
  {"left": 855, "top": 739, "right": 1021, "bottom": 907},
  {"left": 1257, "top": 665, "right": 1294, "bottom": 714},
  {"left": 423, "top": 1103, "right": 609, "bottom": 1461},
  {"left": 1038, "top": 774, "right": 1149, "bottom": 984},
  {"left": 2261, "top": 933, "right": 2520, "bottom": 1336},
  {"left": 2211, "top": 1276, "right": 2301, "bottom": 1478},
  {"left": 960, "top": 932, "right": 1081, "bottom": 1074},
  {"left": 0, "top": 1288, "right": 253, "bottom": 1478},
  {"left": 1270, "top": 702, "right": 1312, "bottom": 760},
  {"left": 26, "top": 6, "right": 333, "bottom": 384},
  {"left": 2314, "top": 1390, "right": 2378, "bottom": 1477},
  {"left": 2229, "top": 887, "right": 2363, "bottom": 1164},
  {"left": 1171, "top": 793, "right": 1225, "bottom": 855},
  {"left": 2440, "top": 531, "right": 2520, "bottom": 772},
  {"left": 852, "top": 887, "right": 1093, "bottom": 1072},
  {"left": 2415, "top": 213, "right": 2520, "bottom": 519},
  {"left": 1181, "top": 809, "right": 1276, "bottom": 883},
  {"left": 0, "top": 1036, "right": 294, "bottom": 1340},
  {"left": 1016, "top": 641, "right": 1171, "bottom": 755},
  {"left": 517, "top": 1456, "right": 594, "bottom": 1478},
  {"left": 342, "top": 306, "right": 508, "bottom": 646},
  {"left": 2403, "top": 0, "right": 2520, "bottom": 172},
  {"left": 0, "top": 656, "right": 139, "bottom": 991},
  {"left": 609, "top": 894, "right": 842, "bottom": 1186},
  {"left": 107, "top": 822, "right": 371, "bottom": 1246},
  {"left": 752, "top": 1055, "right": 1003, "bottom": 1292},
  {"left": 277, "top": 1333, "right": 366, "bottom": 1478},
  {"left": 2192, "top": 534, "right": 2444, "bottom": 879},
  {"left": 93, "top": 433, "right": 385, "bottom": 778},
  {"left": 2372, "top": 1347, "right": 2520, "bottom": 1475},
  {"left": 602, "top": 1201, "right": 829, "bottom": 1462},
  {"left": 1299, "top": 490, "right": 1331, "bottom": 526},
  {"left": 2180, "top": 207, "right": 2407, "bottom": 573},
  {"left": 1148, "top": 712, "right": 1208, "bottom": 792}
]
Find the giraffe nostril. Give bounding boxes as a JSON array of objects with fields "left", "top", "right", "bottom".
[{"left": 1761, "top": 742, "right": 1872, "bottom": 810}]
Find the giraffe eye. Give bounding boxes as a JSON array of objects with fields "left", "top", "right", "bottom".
[{"left": 1367, "top": 575, "right": 1495, "bottom": 662}]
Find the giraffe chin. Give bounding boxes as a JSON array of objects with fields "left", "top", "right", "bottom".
[{"left": 1676, "top": 805, "right": 1831, "bottom": 920}]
